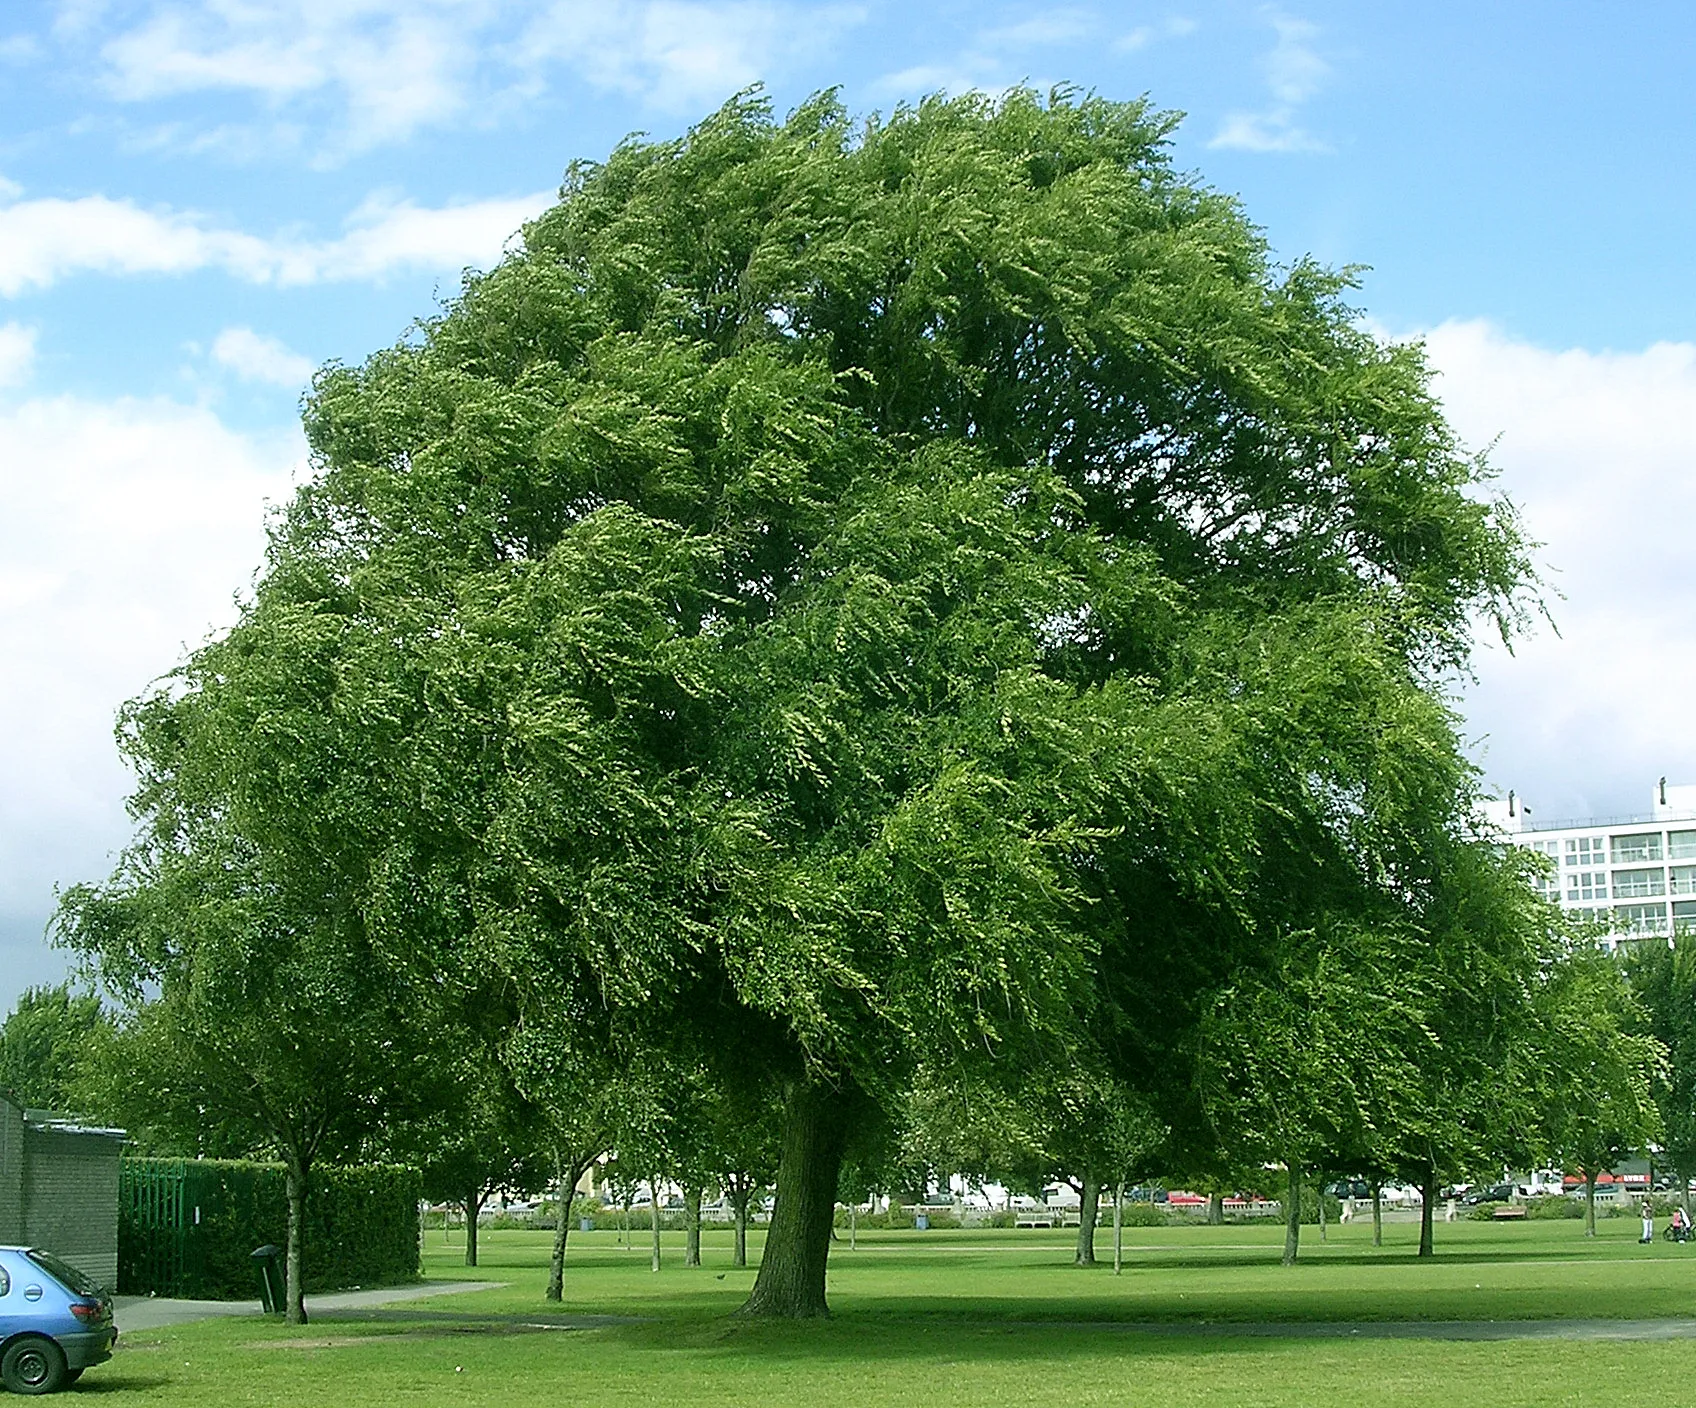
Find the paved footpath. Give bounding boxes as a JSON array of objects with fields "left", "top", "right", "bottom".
[
  {"left": 113, "top": 1281, "right": 507, "bottom": 1331},
  {"left": 1014, "top": 1317, "right": 1696, "bottom": 1341}
]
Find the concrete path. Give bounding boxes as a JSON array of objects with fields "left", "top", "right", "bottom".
[
  {"left": 990, "top": 1316, "right": 1696, "bottom": 1341},
  {"left": 113, "top": 1280, "right": 505, "bottom": 1331}
]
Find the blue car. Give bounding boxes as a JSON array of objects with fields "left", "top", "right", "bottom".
[{"left": 0, "top": 1247, "right": 116, "bottom": 1395}]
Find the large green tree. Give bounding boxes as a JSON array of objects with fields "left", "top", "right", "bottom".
[
  {"left": 1627, "top": 941, "right": 1696, "bottom": 1206},
  {"left": 66, "top": 88, "right": 1533, "bottom": 1318},
  {"left": 0, "top": 983, "right": 109, "bottom": 1113}
]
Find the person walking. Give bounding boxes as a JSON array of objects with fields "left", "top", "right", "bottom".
[{"left": 1640, "top": 1202, "right": 1655, "bottom": 1244}]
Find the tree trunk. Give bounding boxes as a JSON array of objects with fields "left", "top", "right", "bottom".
[
  {"left": 546, "top": 1155, "right": 578, "bottom": 1303},
  {"left": 1418, "top": 1168, "right": 1437, "bottom": 1258},
  {"left": 1585, "top": 1170, "right": 1597, "bottom": 1237},
  {"left": 1282, "top": 1164, "right": 1300, "bottom": 1266},
  {"left": 464, "top": 1189, "right": 487, "bottom": 1267},
  {"left": 684, "top": 1185, "right": 702, "bottom": 1267},
  {"left": 283, "top": 1152, "right": 310, "bottom": 1325},
  {"left": 1113, "top": 1181, "right": 1124, "bottom": 1275},
  {"left": 1370, "top": 1180, "right": 1383, "bottom": 1248},
  {"left": 738, "top": 1075, "right": 852, "bottom": 1318},
  {"left": 1317, "top": 1181, "right": 1327, "bottom": 1242},
  {"left": 650, "top": 1177, "right": 663, "bottom": 1272},
  {"left": 1207, "top": 1192, "right": 1223, "bottom": 1226},
  {"left": 732, "top": 1189, "right": 749, "bottom": 1268},
  {"left": 1074, "top": 1175, "right": 1100, "bottom": 1266},
  {"left": 848, "top": 1199, "right": 856, "bottom": 1251}
]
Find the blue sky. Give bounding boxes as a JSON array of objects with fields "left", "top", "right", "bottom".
[{"left": 5, "top": 0, "right": 1696, "bottom": 1010}]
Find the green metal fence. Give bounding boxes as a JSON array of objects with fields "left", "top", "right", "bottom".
[{"left": 117, "top": 1159, "right": 188, "bottom": 1296}]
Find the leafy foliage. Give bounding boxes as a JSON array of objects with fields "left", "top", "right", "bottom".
[{"left": 0, "top": 983, "right": 109, "bottom": 1112}]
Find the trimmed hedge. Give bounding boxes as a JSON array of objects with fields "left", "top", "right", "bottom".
[{"left": 120, "top": 1158, "right": 420, "bottom": 1299}]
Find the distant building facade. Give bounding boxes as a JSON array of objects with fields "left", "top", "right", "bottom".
[
  {"left": 0, "top": 1091, "right": 125, "bottom": 1288},
  {"left": 1481, "top": 780, "right": 1696, "bottom": 945}
]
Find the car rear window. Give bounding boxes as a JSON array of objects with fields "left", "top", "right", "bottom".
[
  {"left": 0, "top": 1263, "right": 9, "bottom": 1296},
  {"left": 26, "top": 1249, "right": 98, "bottom": 1296}
]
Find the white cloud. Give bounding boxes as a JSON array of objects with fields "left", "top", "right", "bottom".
[
  {"left": 0, "top": 393, "right": 303, "bottom": 1008},
  {"left": 869, "top": 64, "right": 998, "bottom": 100},
  {"left": 1115, "top": 18, "right": 1195, "bottom": 53},
  {"left": 1425, "top": 320, "right": 1696, "bottom": 819},
  {"left": 1209, "top": 110, "right": 1326, "bottom": 154},
  {"left": 520, "top": 0, "right": 865, "bottom": 113},
  {"left": 0, "top": 186, "right": 552, "bottom": 296},
  {"left": 980, "top": 9, "right": 1095, "bottom": 48},
  {"left": 0, "top": 323, "right": 36, "bottom": 386},
  {"left": 85, "top": 0, "right": 869, "bottom": 152},
  {"left": 1210, "top": 9, "right": 1329, "bottom": 154},
  {"left": 1263, "top": 13, "right": 1326, "bottom": 103},
  {"left": 99, "top": 0, "right": 487, "bottom": 155},
  {"left": 212, "top": 327, "right": 315, "bottom": 388}
]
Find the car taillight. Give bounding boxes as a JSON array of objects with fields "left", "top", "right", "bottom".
[{"left": 69, "top": 1300, "right": 102, "bottom": 1323}]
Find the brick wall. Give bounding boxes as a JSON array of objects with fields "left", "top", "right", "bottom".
[
  {"left": 20, "top": 1127, "right": 123, "bottom": 1290},
  {"left": 0, "top": 1095, "right": 22, "bottom": 1244}
]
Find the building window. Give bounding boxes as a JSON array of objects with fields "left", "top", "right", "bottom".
[
  {"left": 1567, "top": 836, "right": 1606, "bottom": 867},
  {"left": 1670, "top": 866, "right": 1696, "bottom": 896},
  {"left": 1611, "top": 832, "right": 1664, "bottom": 864},
  {"left": 1615, "top": 903, "right": 1669, "bottom": 936},
  {"left": 1613, "top": 868, "right": 1666, "bottom": 898},
  {"left": 1671, "top": 831, "right": 1696, "bottom": 861},
  {"left": 1674, "top": 901, "right": 1696, "bottom": 935},
  {"left": 1567, "top": 871, "right": 1608, "bottom": 901}
]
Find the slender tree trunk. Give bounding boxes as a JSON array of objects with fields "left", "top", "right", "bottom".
[
  {"left": 546, "top": 1155, "right": 580, "bottom": 1303},
  {"left": 1418, "top": 1168, "right": 1437, "bottom": 1258},
  {"left": 283, "top": 1150, "right": 310, "bottom": 1325},
  {"left": 464, "top": 1189, "right": 486, "bottom": 1267},
  {"left": 732, "top": 1189, "right": 749, "bottom": 1268},
  {"left": 1113, "top": 1180, "right": 1124, "bottom": 1275},
  {"left": 1585, "top": 1171, "right": 1597, "bottom": 1237},
  {"left": 1317, "top": 1181, "right": 1327, "bottom": 1242},
  {"left": 651, "top": 1177, "right": 663, "bottom": 1272},
  {"left": 1282, "top": 1164, "right": 1301, "bottom": 1266},
  {"left": 685, "top": 1185, "right": 702, "bottom": 1267},
  {"left": 849, "top": 1199, "right": 856, "bottom": 1251},
  {"left": 1074, "top": 1175, "right": 1100, "bottom": 1266},
  {"left": 1207, "top": 1192, "right": 1224, "bottom": 1226},
  {"left": 1370, "top": 1180, "right": 1383, "bottom": 1248},
  {"left": 739, "top": 1075, "right": 853, "bottom": 1318}
]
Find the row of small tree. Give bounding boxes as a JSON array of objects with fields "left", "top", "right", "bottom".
[{"left": 43, "top": 87, "right": 1664, "bottom": 1322}]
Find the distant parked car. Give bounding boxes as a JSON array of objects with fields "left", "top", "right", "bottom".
[
  {"left": 0, "top": 1246, "right": 116, "bottom": 1394},
  {"left": 1460, "top": 1184, "right": 1530, "bottom": 1206}
]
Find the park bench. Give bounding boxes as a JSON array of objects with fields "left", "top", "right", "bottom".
[{"left": 1491, "top": 1205, "right": 1527, "bottom": 1219}]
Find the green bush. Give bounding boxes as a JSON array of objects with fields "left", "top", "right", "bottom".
[
  {"left": 120, "top": 1158, "right": 420, "bottom": 1299},
  {"left": 1524, "top": 1196, "right": 1584, "bottom": 1219},
  {"left": 1123, "top": 1202, "right": 1170, "bottom": 1228}
]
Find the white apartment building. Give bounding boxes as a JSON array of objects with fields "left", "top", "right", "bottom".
[{"left": 1480, "top": 780, "right": 1696, "bottom": 944}]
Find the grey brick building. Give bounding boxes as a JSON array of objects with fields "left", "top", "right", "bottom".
[{"left": 0, "top": 1091, "right": 125, "bottom": 1289}]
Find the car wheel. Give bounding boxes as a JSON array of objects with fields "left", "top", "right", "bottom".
[{"left": 1, "top": 1334, "right": 68, "bottom": 1395}]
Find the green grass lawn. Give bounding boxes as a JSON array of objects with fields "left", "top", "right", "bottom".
[{"left": 87, "top": 1217, "right": 1696, "bottom": 1406}]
